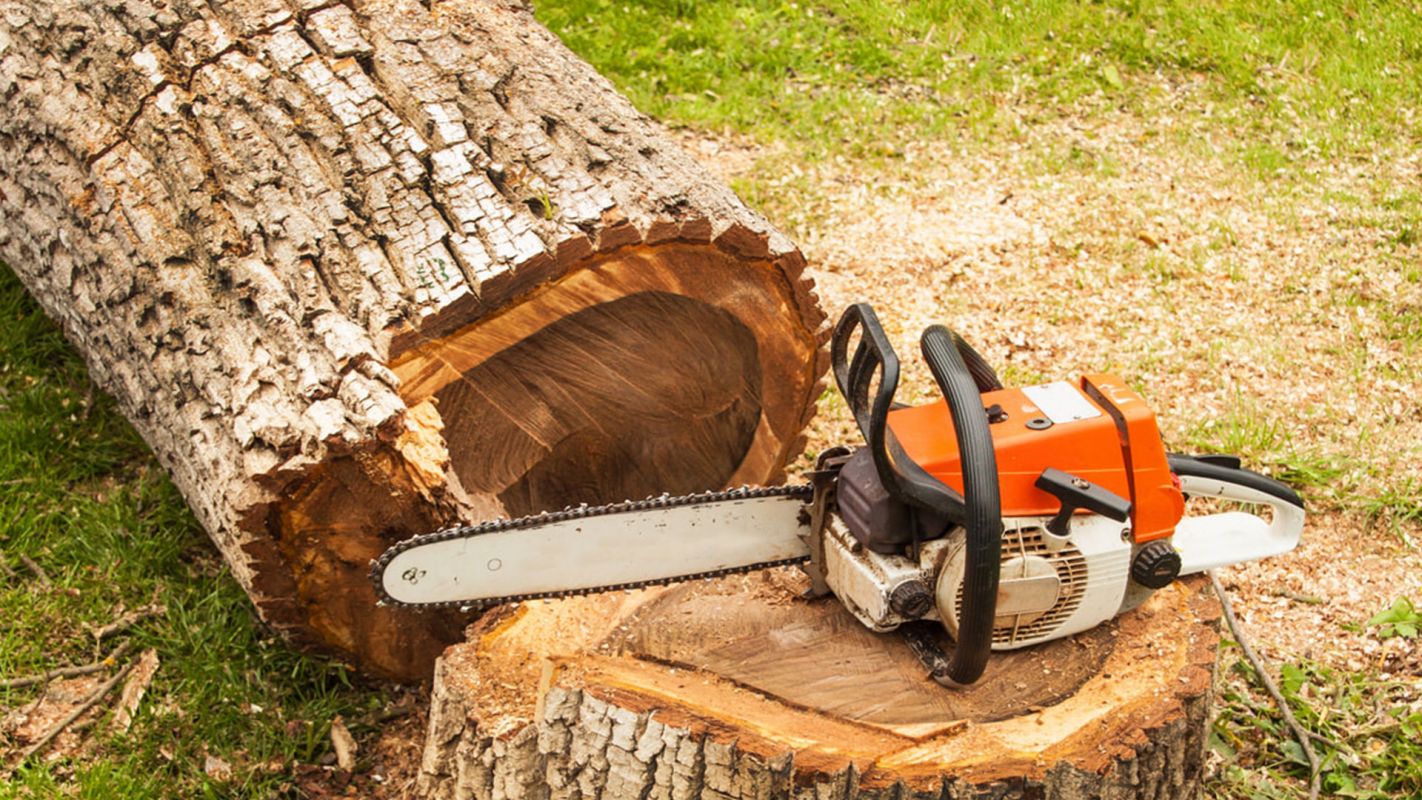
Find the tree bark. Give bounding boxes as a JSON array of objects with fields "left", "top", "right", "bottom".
[
  {"left": 417, "top": 574, "right": 1221, "bottom": 800},
  {"left": 0, "top": 0, "right": 826, "bottom": 680}
]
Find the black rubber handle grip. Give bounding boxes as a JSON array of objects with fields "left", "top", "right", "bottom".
[
  {"left": 1167, "top": 454, "right": 1305, "bottom": 509},
  {"left": 830, "top": 304, "right": 904, "bottom": 500},
  {"left": 919, "top": 324, "right": 1003, "bottom": 687},
  {"left": 954, "top": 334, "right": 1004, "bottom": 393}
]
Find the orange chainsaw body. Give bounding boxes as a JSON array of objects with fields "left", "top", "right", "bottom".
[{"left": 887, "top": 373, "right": 1185, "bottom": 543}]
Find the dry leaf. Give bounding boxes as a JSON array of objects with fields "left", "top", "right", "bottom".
[{"left": 330, "top": 715, "right": 357, "bottom": 771}]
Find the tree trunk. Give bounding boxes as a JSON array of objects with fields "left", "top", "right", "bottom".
[
  {"left": 0, "top": 0, "right": 826, "bottom": 680},
  {"left": 417, "top": 574, "right": 1221, "bottom": 800}
]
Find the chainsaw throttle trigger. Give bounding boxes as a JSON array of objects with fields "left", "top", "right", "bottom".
[{"left": 1035, "top": 467, "right": 1133, "bottom": 538}]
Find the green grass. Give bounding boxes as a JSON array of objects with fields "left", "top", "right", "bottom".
[
  {"left": 538, "top": 0, "right": 1422, "bottom": 166},
  {"left": 1179, "top": 392, "right": 1356, "bottom": 502},
  {"left": 1211, "top": 635, "right": 1422, "bottom": 799},
  {"left": 0, "top": 266, "right": 387, "bottom": 798}
]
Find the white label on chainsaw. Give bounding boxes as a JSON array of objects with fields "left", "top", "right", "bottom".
[{"left": 1022, "top": 381, "right": 1101, "bottom": 424}]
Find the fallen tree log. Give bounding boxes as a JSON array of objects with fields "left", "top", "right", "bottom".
[
  {"left": 418, "top": 574, "right": 1222, "bottom": 799},
  {"left": 0, "top": 0, "right": 826, "bottom": 680}
]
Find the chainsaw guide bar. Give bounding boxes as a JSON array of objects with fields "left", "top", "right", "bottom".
[{"left": 370, "top": 484, "right": 814, "bottom": 611}]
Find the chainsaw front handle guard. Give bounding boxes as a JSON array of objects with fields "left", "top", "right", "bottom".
[
  {"left": 920, "top": 325, "right": 1003, "bottom": 688},
  {"left": 832, "top": 305, "right": 1003, "bottom": 686},
  {"left": 1168, "top": 455, "right": 1305, "bottom": 575},
  {"left": 954, "top": 336, "right": 1005, "bottom": 394}
]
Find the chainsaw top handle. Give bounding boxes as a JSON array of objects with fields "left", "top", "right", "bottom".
[{"left": 831, "top": 304, "right": 1003, "bottom": 687}]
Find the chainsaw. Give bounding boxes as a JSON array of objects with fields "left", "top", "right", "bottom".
[{"left": 372, "top": 303, "right": 1305, "bottom": 687}]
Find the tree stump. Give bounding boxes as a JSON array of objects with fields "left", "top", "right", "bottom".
[
  {"left": 417, "top": 574, "right": 1221, "bottom": 799},
  {"left": 0, "top": 0, "right": 825, "bottom": 679}
]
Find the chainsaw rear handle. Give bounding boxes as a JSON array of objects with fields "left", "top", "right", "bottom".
[
  {"left": 919, "top": 325, "right": 1003, "bottom": 688},
  {"left": 1168, "top": 455, "right": 1305, "bottom": 575}
]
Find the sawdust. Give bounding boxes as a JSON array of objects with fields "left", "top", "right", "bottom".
[
  {"left": 675, "top": 86, "right": 1422, "bottom": 676},
  {"left": 362, "top": 706, "right": 428, "bottom": 800}
]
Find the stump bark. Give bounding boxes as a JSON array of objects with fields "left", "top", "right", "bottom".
[
  {"left": 418, "top": 573, "right": 1222, "bottom": 800},
  {"left": 0, "top": 0, "right": 826, "bottom": 680}
]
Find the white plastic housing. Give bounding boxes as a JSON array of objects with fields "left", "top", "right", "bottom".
[
  {"left": 821, "top": 476, "right": 1300, "bottom": 650},
  {"left": 821, "top": 516, "right": 928, "bottom": 632},
  {"left": 937, "top": 515, "right": 1133, "bottom": 650}
]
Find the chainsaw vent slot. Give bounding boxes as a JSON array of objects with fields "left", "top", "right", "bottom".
[{"left": 955, "top": 526, "right": 1088, "bottom": 647}]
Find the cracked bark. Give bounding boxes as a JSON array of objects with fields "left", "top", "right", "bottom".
[
  {"left": 419, "top": 576, "right": 1221, "bottom": 800},
  {"left": 0, "top": 0, "right": 827, "bottom": 680}
]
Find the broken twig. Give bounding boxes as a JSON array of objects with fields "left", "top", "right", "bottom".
[
  {"left": 1211, "top": 571, "right": 1322, "bottom": 800},
  {"left": 90, "top": 603, "right": 166, "bottom": 642},
  {"left": 0, "top": 641, "right": 133, "bottom": 690},
  {"left": 18, "top": 554, "right": 50, "bottom": 587}
]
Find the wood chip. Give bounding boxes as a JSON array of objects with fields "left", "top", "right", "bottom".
[
  {"left": 204, "top": 753, "right": 233, "bottom": 782},
  {"left": 110, "top": 648, "right": 160, "bottom": 733}
]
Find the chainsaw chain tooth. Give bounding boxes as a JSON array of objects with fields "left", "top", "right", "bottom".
[{"left": 369, "top": 484, "right": 814, "bottom": 611}]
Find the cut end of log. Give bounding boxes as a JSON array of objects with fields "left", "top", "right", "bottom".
[
  {"left": 266, "top": 231, "right": 825, "bottom": 680},
  {"left": 391, "top": 236, "right": 823, "bottom": 514},
  {"left": 417, "top": 574, "right": 1221, "bottom": 799}
]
